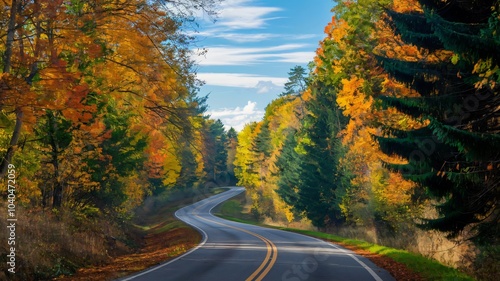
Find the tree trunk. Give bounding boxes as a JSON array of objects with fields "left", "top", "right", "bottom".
[
  {"left": 0, "top": 0, "right": 22, "bottom": 178},
  {"left": 47, "top": 111, "right": 63, "bottom": 209},
  {"left": 0, "top": 109, "right": 23, "bottom": 177},
  {"left": 52, "top": 181, "right": 63, "bottom": 209},
  {"left": 3, "top": 0, "right": 18, "bottom": 74}
]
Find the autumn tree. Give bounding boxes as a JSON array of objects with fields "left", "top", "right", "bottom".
[
  {"left": 0, "top": 0, "right": 225, "bottom": 278},
  {"left": 234, "top": 122, "right": 260, "bottom": 191}
]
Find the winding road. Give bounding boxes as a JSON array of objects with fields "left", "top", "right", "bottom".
[{"left": 119, "top": 187, "right": 395, "bottom": 281}]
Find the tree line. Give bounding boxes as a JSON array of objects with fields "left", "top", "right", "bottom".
[
  {"left": 233, "top": 0, "right": 499, "bottom": 278},
  {"left": 0, "top": 0, "right": 239, "bottom": 278},
  {"left": 0, "top": 0, "right": 237, "bottom": 214}
]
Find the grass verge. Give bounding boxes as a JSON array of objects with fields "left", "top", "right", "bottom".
[{"left": 215, "top": 192, "right": 474, "bottom": 281}]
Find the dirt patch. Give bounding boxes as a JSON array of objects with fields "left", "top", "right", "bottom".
[{"left": 54, "top": 223, "right": 201, "bottom": 281}]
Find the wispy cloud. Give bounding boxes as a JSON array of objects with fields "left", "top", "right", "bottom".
[
  {"left": 194, "top": 44, "right": 315, "bottom": 66},
  {"left": 214, "top": 0, "right": 282, "bottom": 30},
  {"left": 208, "top": 101, "right": 264, "bottom": 131},
  {"left": 194, "top": 31, "right": 278, "bottom": 43},
  {"left": 197, "top": 73, "right": 287, "bottom": 89},
  {"left": 191, "top": 0, "right": 319, "bottom": 44}
]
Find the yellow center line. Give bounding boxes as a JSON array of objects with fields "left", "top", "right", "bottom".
[
  {"left": 246, "top": 233, "right": 278, "bottom": 281},
  {"left": 191, "top": 196, "right": 278, "bottom": 281}
]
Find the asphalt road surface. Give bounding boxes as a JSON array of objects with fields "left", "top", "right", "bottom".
[{"left": 119, "top": 187, "right": 396, "bottom": 281}]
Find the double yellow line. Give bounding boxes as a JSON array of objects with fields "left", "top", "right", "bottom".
[
  {"left": 191, "top": 196, "right": 278, "bottom": 281},
  {"left": 244, "top": 230, "right": 277, "bottom": 281}
]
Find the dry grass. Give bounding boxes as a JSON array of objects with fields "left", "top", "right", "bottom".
[
  {"left": 0, "top": 205, "right": 123, "bottom": 280},
  {"left": 53, "top": 187, "right": 224, "bottom": 280},
  {"left": 0, "top": 187, "right": 224, "bottom": 280},
  {"left": 54, "top": 224, "right": 201, "bottom": 281}
]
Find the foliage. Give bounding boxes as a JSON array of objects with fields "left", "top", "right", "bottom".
[
  {"left": 233, "top": 1, "right": 498, "bottom": 277},
  {"left": 0, "top": 0, "right": 227, "bottom": 279},
  {"left": 376, "top": 0, "right": 500, "bottom": 240},
  {"left": 281, "top": 65, "right": 308, "bottom": 96}
]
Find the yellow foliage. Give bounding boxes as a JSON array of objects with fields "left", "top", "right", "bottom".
[
  {"left": 331, "top": 19, "right": 350, "bottom": 44},
  {"left": 337, "top": 76, "right": 373, "bottom": 118},
  {"left": 120, "top": 171, "right": 148, "bottom": 213},
  {"left": 162, "top": 145, "right": 182, "bottom": 187},
  {"left": 391, "top": 0, "right": 423, "bottom": 13}
]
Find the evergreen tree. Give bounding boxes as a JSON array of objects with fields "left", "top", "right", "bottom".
[
  {"left": 296, "top": 83, "right": 348, "bottom": 228},
  {"left": 276, "top": 73, "right": 348, "bottom": 227},
  {"left": 176, "top": 140, "right": 199, "bottom": 190},
  {"left": 226, "top": 127, "right": 238, "bottom": 184},
  {"left": 276, "top": 131, "right": 302, "bottom": 211},
  {"left": 281, "top": 65, "right": 308, "bottom": 96},
  {"left": 377, "top": 0, "right": 500, "bottom": 239},
  {"left": 203, "top": 119, "right": 229, "bottom": 183},
  {"left": 87, "top": 110, "right": 148, "bottom": 208},
  {"left": 252, "top": 121, "right": 272, "bottom": 158}
]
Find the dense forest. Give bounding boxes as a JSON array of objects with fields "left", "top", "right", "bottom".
[
  {"left": 1, "top": 0, "right": 499, "bottom": 280},
  {"left": 0, "top": 0, "right": 238, "bottom": 279},
  {"left": 234, "top": 0, "right": 499, "bottom": 280}
]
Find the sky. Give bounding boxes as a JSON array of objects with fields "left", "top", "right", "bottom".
[{"left": 191, "top": 0, "right": 334, "bottom": 131}]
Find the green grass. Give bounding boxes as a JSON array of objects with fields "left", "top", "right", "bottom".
[
  {"left": 150, "top": 220, "right": 189, "bottom": 235},
  {"left": 216, "top": 196, "right": 475, "bottom": 281},
  {"left": 273, "top": 228, "right": 474, "bottom": 281}
]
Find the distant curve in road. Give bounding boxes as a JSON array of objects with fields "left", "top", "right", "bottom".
[{"left": 118, "top": 187, "right": 395, "bottom": 281}]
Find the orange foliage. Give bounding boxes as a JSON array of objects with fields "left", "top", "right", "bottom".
[
  {"left": 391, "top": 0, "right": 423, "bottom": 13},
  {"left": 145, "top": 130, "right": 169, "bottom": 178},
  {"left": 337, "top": 77, "right": 373, "bottom": 118}
]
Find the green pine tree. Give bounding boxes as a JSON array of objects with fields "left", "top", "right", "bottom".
[{"left": 377, "top": 0, "right": 500, "bottom": 240}]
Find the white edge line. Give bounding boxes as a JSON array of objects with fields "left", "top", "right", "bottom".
[
  {"left": 206, "top": 188, "right": 383, "bottom": 281},
  {"left": 271, "top": 230, "right": 384, "bottom": 281},
  {"left": 118, "top": 188, "right": 243, "bottom": 281}
]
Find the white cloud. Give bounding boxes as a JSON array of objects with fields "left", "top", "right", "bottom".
[
  {"left": 197, "top": 32, "right": 278, "bottom": 43},
  {"left": 218, "top": 8, "right": 282, "bottom": 29},
  {"left": 197, "top": 73, "right": 287, "bottom": 88},
  {"left": 208, "top": 101, "right": 264, "bottom": 131},
  {"left": 213, "top": 0, "right": 282, "bottom": 30},
  {"left": 190, "top": 29, "right": 319, "bottom": 43},
  {"left": 274, "top": 51, "right": 317, "bottom": 63},
  {"left": 191, "top": 0, "right": 318, "bottom": 44},
  {"left": 255, "top": 81, "right": 281, "bottom": 94},
  {"left": 194, "top": 44, "right": 314, "bottom": 66}
]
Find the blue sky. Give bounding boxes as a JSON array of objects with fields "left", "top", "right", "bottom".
[{"left": 192, "top": 0, "right": 334, "bottom": 131}]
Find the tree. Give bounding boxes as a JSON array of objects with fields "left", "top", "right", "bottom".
[
  {"left": 281, "top": 65, "right": 308, "bottom": 96},
  {"left": 275, "top": 131, "right": 302, "bottom": 214},
  {"left": 226, "top": 127, "right": 238, "bottom": 184},
  {"left": 85, "top": 105, "right": 148, "bottom": 211},
  {"left": 203, "top": 119, "right": 228, "bottom": 183},
  {"left": 376, "top": 0, "right": 500, "bottom": 240},
  {"left": 234, "top": 122, "right": 259, "bottom": 189},
  {"left": 292, "top": 81, "right": 348, "bottom": 228}
]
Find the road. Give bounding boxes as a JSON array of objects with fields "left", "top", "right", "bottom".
[{"left": 119, "top": 187, "right": 395, "bottom": 281}]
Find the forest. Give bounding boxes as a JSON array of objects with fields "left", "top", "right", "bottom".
[
  {"left": 233, "top": 0, "right": 499, "bottom": 280},
  {"left": 0, "top": 0, "right": 238, "bottom": 279},
  {"left": 0, "top": 0, "right": 498, "bottom": 280}
]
